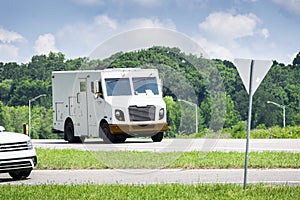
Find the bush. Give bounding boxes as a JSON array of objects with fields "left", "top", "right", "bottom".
[
  {"left": 251, "top": 129, "right": 272, "bottom": 139},
  {"left": 256, "top": 123, "right": 266, "bottom": 129},
  {"left": 230, "top": 121, "right": 246, "bottom": 138},
  {"left": 251, "top": 125, "right": 300, "bottom": 139},
  {"left": 220, "top": 123, "right": 300, "bottom": 139}
]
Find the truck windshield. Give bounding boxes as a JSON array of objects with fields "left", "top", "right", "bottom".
[
  {"left": 105, "top": 78, "right": 131, "bottom": 96},
  {"left": 133, "top": 77, "right": 159, "bottom": 95}
]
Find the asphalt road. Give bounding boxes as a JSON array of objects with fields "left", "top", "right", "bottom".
[
  {"left": 32, "top": 138, "right": 300, "bottom": 152},
  {"left": 1, "top": 169, "right": 299, "bottom": 185}
]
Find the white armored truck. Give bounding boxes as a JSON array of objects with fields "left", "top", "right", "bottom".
[{"left": 52, "top": 68, "right": 168, "bottom": 143}]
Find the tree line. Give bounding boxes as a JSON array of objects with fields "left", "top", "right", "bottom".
[{"left": 0, "top": 48, "right": 299, "bottom": 138}]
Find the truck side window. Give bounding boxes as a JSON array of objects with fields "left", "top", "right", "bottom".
[
  {"left": 91, "top": 82, "right": 95, "bottom": 93},
  {"left": 80, "top": 81, "right": 86, "bottom": 92},
  {"left": 98, "top": 81, "right": 103, "bottom": 94},
  {"left": 96, "top": 81, "right": 103, "bottom": 98}
]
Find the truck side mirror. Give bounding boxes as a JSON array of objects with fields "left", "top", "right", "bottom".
[{"left": 95, "top": 81, "right": 104, "bottom": 99}]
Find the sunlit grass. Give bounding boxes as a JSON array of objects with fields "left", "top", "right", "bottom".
[
  {"left": 0, "top": 184, "right": 299, "bottom": 200},
  {"left": 36, "top": 148, "right": 300, "bottom": 169}
]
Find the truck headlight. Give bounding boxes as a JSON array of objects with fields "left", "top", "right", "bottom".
[
  {"left": 115, "top": 109, "right": 125, "bottom": 121},
  {"left": 159, "top": 108, "right": 164, "bottom": 120},
  {"left": 27, "top": 140, "right": 33, "bottom": 150}
]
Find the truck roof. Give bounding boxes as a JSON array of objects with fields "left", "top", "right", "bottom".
[{"left": 52, "top": 68, "right": 158, "bottom": 74}]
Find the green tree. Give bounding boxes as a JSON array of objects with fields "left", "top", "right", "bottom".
[
  {"left": 0, "top": 79, "right": 13, "bottom": 103},
  {"left": 292, "top": 52, "right": 300, "bottom": 67},
  {"left": 2, "top": 105, "right": 28, "bottom": 133},
  {"left": 30, "top": 106, "right": 54, "bottom": 139},
  {"left": 224, "top": 95, "right": 241, "bottom": 128},
  {"left": 163, "top": 96, "right": 180, "bottom": 137},
  {"left": 0, "top": 101, "right": 4, "bottom": 125}
]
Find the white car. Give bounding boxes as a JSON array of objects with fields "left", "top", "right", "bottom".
[{"left": 0, "top": 126, "right": 37, "bottom": 180}]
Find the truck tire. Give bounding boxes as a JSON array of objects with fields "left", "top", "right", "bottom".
[
  {"left": 100, "top": 122, "right": 126, "bottom": 143},
  {"left": 9, "top": 169, "right": 32, "bottom": 180},
  {"left": 151, "top": 132, "right": 163, "bottom": 142},
  {"left": 65, "top": 120, "right": 83, "bottom": 143}
]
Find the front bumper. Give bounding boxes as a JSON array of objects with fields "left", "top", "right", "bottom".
[
  {"left": 0, "top": 156, "right": 37, "bottom": 173},
  {"left": 109, "top": 122, "right": 168, "bottom": 135}
]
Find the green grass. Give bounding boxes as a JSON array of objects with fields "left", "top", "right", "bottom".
[
  {"left": 0, "top": 184, "right": 299, "bottom": 200},
  {"left": 36, "top": 148, "right": 300, "bottom": 169}
]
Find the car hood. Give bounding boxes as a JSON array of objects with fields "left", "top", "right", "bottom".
[{"left": 0, "top": 132, "right": 30, "bottom": 144}]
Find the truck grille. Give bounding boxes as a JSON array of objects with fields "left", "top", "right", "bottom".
[
  {"left": 129, "top": 105, "right": 156, "bottom": 121},
  {"left": 0, "top": 141, "right": 29, "bottom": 152}
]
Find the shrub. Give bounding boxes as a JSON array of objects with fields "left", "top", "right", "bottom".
[
  {"left": 251, "top": 126, "right": 300, "bottom": 139},
  {"left": 256, "top": 123, "right": 266, "bottom": 129},
  {"left": 251, "top": 129, "right": 271, "bottom": 139},
  {"left": 230, "top": 121, "right": 246, "bottom": 138}
]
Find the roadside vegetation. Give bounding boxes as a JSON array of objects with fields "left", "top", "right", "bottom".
[
  {"left": 182, "top": 123, "right": 300, "bottom": 139},
  {"left": 0, "top": 184, "right": 299, "bottom": 200},
  {"left": 36, "top": 148, "right": 300, "bottom": 169}
]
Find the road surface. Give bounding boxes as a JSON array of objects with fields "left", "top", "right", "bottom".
[
  {"left": 32, "top": 138, "right": 300, "bottom": 152},
  {"left": 1, "top": 169, "right": 299, "bottom": 185}
]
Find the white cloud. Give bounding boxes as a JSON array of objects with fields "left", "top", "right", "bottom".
[
  {"left": 199, "top": 12, "right": 261, "bottom": 41},
  {"left": 273, "top": 0, "right": 300, "bottom": 16},
  {"left": 0, "top": 27, "right": 26, "bottom": 62},
  {"left": 125, "top": 18, "right": 176, "bottom": 30},
  {"left": 56, "top": 16, "right": 176, "bottom": 58},
  {"left": 94, "top": 15, "right": 118, "bottom": 29},
  {"left": 0, "top": 27, "right": 25, "bottom": 43},
  {"left": 34, "top": 33, "right": 58, "bottom": 55},
  {"left": 260, "top": 28, "right": 270, "bottom": 39},
  {"left": 194, "top": 36, "right": 234, "bottom": 60},
  {"left": 196, "top": 12, "right": 273, "bottom": 61},
  {"left": 0, "top": 44, "right": 19, "bottom": 62}
]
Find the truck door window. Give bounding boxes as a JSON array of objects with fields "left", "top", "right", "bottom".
[
  {"left": 80, "top": 81, "right": 86, "bottom": 92},
  {"left": 91, "top": 81, "right": 104, "bottom": 98},
  {"left": 98, "top": 81, "right": 103, "bottom": 94},
  {"left": 91, "top": 82, "right": 94, "bottom": 93},
  {"left": 96, "top": 81, "right": 104, "bottom": 98},
  {"left": 105, "top": 78, "right": 131, "bottom": 96},
  {"left": 133, "top": 77, "right": 159, "bottom": 95}
]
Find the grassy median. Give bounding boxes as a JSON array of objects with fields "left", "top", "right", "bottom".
[
  {"left": 0, "top": 184, "right": 299, "bottom": 200},
  {"left": 36, "top": 148, "right": 300, "bottom": 169}
]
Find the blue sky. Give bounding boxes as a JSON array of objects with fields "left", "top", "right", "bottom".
[{"left": 0, "top": 0, "right": 299, "bottom": 64}]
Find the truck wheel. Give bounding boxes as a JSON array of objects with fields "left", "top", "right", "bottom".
[
  {"left": 100, "top": 123, "right": 126, "bottom": 143},
  {"left": 151, "top": 132, "right": 163, "bottom": 142},
  {"left": 65, "top": 120, "right": 83, "bottom": 143},
  {"left": 9, "top": 169, "right": 32, "bottom": 180}
]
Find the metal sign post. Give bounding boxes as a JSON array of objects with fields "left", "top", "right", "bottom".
[
  {"left": 234, "top": 58, "right": 272, "bottom": 190},
  {"left": 243, "top": 60, "right": 254, "bottom": 190}
]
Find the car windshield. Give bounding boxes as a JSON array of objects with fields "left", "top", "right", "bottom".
[
  {"left": 105, "top": 78, "right": 131, "bottom": 96},
  {"left": 133, "top": 77, "right": 159, "bottom": 95}
]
